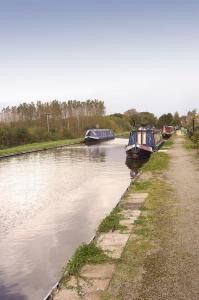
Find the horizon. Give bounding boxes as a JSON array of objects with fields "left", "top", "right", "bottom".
[{"left": 1, "top": 0, "right": 199, "bottom": 116}]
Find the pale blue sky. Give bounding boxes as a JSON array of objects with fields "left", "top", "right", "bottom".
[{"left": 0, "top": 0, "right": 199, "bottom": 116}]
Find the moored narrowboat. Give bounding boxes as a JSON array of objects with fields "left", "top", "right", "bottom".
[
  {"left": 84, "top": 129, "right": 115, "bottom": 144},
  {"left": 162, "top": 125, "right": 175, "bottom": 139},
  {"left": 126, "top": 128, "right": 164, "bottom": 159}
]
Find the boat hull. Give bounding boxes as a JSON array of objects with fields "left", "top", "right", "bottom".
[
  {"left": 162, "top": 133, "right": 172, "bottom": 139},
  {"left": 84, "top": 129, "right": 115, "bottom": 144},
  {"left": 84, "top": 136, "right": 114, "bottom": 145},
  {"left": 126, "top": 145, "right": 153, "bottom": 160}
]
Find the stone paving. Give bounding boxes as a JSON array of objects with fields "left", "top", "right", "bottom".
[
  {"left": 97, "top": 232, "right": 130, "bottom": 258},
  {"left": 53, "top": 192, "right": 148, "bottom": 299}
]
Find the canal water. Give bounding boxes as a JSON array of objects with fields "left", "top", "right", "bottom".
[{"left": 0, "top": 138, "right": 130, "bottom": 300}]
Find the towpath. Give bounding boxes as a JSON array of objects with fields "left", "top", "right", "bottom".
[{"left": 105, "top": 135, "right": 199, "bottom": 299}]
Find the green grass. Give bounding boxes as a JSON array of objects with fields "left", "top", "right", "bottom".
[
  {"left": 63, "top": 242, "right": 108, "bottom": 277},
  {"left": 115, "top": 131, "right": 130, "bottom": 138},
  {"left": 162, "top": 139, "right": 174, "bottom": 148},
  {"left": 134, "top": 216, "right": 147, "bottom": 225},
  {"left": 0, "top": 138, "right": 83, "bottom": 156},
  {"left": 142, "top": 152, "right": 170, "bottom": 172},
  {"left": 98, "top": 207, "right": 126, "bottom": 232},
  {"left": 132, "top": 180, "right": 152, "bottom": 192},
  {"left": 184, "top": 137, "right": 199, "bottom": 150}
]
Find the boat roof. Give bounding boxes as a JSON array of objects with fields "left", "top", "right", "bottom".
[
  {"left": 130, "top": 128, "right": 161, "bottom": 132},
  {"left": 87, "top": 129, "right": 113, "bottom": 131}
]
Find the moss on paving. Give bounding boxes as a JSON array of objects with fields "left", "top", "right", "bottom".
[
  {"left": 98, "top": 207, "right": 126, "bottom": 233},
  {"left": 62, "top": 242, "right": 109, "bottom": 280},
  {"left": 0, "top": 138, "right": 83, "bottom": 156}
]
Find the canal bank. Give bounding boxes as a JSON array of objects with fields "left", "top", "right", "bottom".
[
  {"left": 52, "top": 132, "right": 199, "bottom": 299},
  {"left": 0, "top": 138, "right": 83, "bottom": 159},
  {"left": 50, "top": 143, "right": 171, "bottom": 299}
]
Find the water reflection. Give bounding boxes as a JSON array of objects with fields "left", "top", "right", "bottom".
[
  {"left": 0, "top": 275, "right": 26, "bottom": 300},
  {"left": 125, "top": 157, "right": 149, "bottom": 179},
  {"left": 0, "top": 138, "right": 129, "bottom": 300}
]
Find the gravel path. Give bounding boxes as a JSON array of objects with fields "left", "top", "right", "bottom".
[{"left": 139, "top": 136, "right": 199, "bottom": 300}]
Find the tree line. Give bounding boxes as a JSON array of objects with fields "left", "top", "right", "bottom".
[
  {"left": 0, "top": 100, "right": 130, "bottom": 147},
  {"left": 123, "top": 109, "right": 181, "bottom": 128},
  {"left": 0, "top": 99, "right": 198, "bottom": 149}
]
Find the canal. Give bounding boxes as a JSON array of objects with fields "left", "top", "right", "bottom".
[{"left": 0, "top": 138, "right": 130, "bottom": 300}]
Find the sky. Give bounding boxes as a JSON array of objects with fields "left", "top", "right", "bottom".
[{"left": 0, "top": 0, "right": 199, "bottom": 116}]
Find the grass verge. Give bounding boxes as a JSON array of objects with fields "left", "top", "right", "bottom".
[
  {"left": 102, "top": 179, "right": 175, "bottom": 299},
  {"left": 115, "top": 132, "right": 130, "bottom": 138},
  {"left": 142, "top": 152, "right": 170, "bottom": 172},
  {"left": 184, "top": 137, "right": 199, "bottom": 150},
  {"left": 132, "top": 180, "right": 152, "bottom": 192},
  {"left": 0, "top": 138, "right": 83, "bottom": 157},
  {"left": 162, "top": 138, "right": 174, "bottom": 148}
]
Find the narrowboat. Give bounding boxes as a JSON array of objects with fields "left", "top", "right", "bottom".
[
  {"left": 84, "top": 129, "right": 115, "bottom": 144},
  {"left": 162, "top": 125, "right": 175, "bottom": 139},
  {"left": 126, "top": 128, "right": 164, "bottom": 159}
]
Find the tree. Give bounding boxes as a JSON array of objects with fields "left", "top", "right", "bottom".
[
  {"left": 124, "top": 109, "right": 140, "bottom": 127},
  {"left": 172, "top": 112, "right": 181, "bottom": 126},
  {"left": 158, "top": 113, "right": 174, "bottom": 128},
  {"left": 138, "top": 112, "right": 157, "bottom": 127}
]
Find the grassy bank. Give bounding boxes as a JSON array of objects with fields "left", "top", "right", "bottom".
[
  {"left": 162, "top": 138, "right": 174, "bottom": 148},
  {"left": 0, "top": 137, "right": 83, "bottom": 157},
  {"left": 142, "top": 152, "right": 170, "bottom": 172},
  {"left": 115, "top": 131, "right": 130, "bottom": 138}
]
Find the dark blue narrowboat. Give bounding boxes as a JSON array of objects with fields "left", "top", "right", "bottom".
[
  {"left": 126, "top": 128, "right": 164, "bottom": 159},
  {"left": 84, "top": 129, "right": 115, "bottom": 144}
]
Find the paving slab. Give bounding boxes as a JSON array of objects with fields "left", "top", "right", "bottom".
[
  {"left": 97, "top": 232, "right": 129, "bottom": 246},
  {"left": 129, "top": 193, "right": 148, "bottom": 199},
  {"left": 66, "top": 276, "right": 78, "bottom": 288},
  {"left": 79, "top": 278, "right": 110, "bottom": 294},
  {"left": 53, "top": 289, "right": 80, "bottom": 300},
  {"left": 80, "top": 263, "right": 115, "bottom": 279},
  {"left": 122, "top": 209, "right": 141, "bottom": 219},
  {"left": 120, "top": 219, "right": 134, "bottom": 229},
  {"left": 126, "top": 193, "right": 148, "bottom": 204},
  {"left": 123, "top": 203, "right": 143, "bottom": 210},
  {"left": 101, "top": 244, "right": 125, "bottom": 258},
  {"left": 97, "top": 233, "right": 130, "bottom": 258},
  {"left": 83, "top": 292, "right": 102, "bottom": 299}
]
